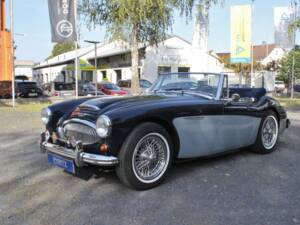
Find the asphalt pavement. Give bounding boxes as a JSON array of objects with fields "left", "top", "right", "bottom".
[{"left": 0, "top": 107, "right": 299, "bottom": 225}]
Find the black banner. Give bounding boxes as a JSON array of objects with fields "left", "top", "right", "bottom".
[{"left": 48, "top": 0, "right": 77, "bottom": 43}]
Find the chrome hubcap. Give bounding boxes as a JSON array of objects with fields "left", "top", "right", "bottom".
[
  {"left": 132, "top": 133, "right": 170, "bottom": 183},
  {"left": 261, "top": 116, "right": 278, "bottom": 150}
]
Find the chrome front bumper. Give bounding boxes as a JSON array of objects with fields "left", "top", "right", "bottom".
[{"left": 42, "top": 142, "right": 119, "bottom": 167}]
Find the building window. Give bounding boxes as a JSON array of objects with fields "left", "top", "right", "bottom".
[
  {"left": 158, "top": 66, "right": 171, "bottom": 75},
  {"left": 82, "top": 71, "right": 93, "bottom": 82},
  {"left": 178, "top": 67, "right": 190, "bottom": 73},
  {"left": 102, "top": 71, "right": 107, "bottom": 80},
  {"left": 115, "top": 70, "right": 122, "bottom": 82},
  {"left": 138, "top": 68, "right": 141, "bottom": 79}
]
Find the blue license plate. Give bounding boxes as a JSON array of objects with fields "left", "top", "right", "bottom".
[{"left": 47, "top": 153, "right": 75, "bottom": 174}]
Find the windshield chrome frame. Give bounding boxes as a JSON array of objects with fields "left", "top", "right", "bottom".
[
  {"left": 215, "top": 74, "right": 226, "bottom": 100},
  {"left": 150, "top": 72, "right": 226, "bottom": 100}
]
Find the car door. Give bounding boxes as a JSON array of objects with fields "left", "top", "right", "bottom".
[{"left": 221, "top": 98, "right": 261, "bottom": 151}]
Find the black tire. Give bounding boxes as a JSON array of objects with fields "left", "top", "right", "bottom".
[
  {"left": 4, "top": 94, "right": 11, "bottom": 99},
  {"left": 250, "top": 111, "right": 279, "bottom": 154},
  {"left": 116, "top": 122, "right": 173, "bottom": 190}
]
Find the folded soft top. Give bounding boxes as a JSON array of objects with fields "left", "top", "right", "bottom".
[{"left": 229, "top": 88, "right": 266, "bottom": 100}]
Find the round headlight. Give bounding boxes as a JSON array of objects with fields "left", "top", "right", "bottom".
[
  {"left": 41, "top": 107, "right": 52, "bottom": 125},
  {"left": 96, "top": 115, "right": 112, "bottom": 138}
]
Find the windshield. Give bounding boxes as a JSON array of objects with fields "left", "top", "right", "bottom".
[
  {"left": 150, "top": 73, "right": 222, "bottom": 98},
  {"left": 140, "top": 80, "right": 152, "bottom": 88},
  {"left": 17, "top": 82, "right": 38, "bottom": 89},
  {"left": 103, "top": 83, "right": 120, "bottom": 90},
  {"left": 82, "top": 84, "right": 96, "bottom": 91},
  {"left": 54, "top": 83, "right": 74, "bottom": 91}
]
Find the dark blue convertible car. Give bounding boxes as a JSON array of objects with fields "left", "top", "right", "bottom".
[{"left": 40, "top": 73, "right": 290, "bottom": 190}]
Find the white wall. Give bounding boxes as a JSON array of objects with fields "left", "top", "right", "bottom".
[
  {"left": 143, "top": 37, "right": 224, "bottom": 83},
  {"left": 33, "top": 64, "right": 73, "bottom": 86},
  {"left": 261, "top": 48, "right": 286, "bottom": 65},
  {"left": 33, "top": 36, "right": 225, "bottom": 86},
  {"left": 15, "top": 67, "right": 33, "bottom": 78}
]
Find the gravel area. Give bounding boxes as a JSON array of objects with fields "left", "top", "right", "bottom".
[{"left": 0, "top": 107, "right": 299, "bottom": 225}]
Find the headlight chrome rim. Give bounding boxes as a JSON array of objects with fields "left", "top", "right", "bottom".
[
  {"left": 41, "top": 107, "right": 52, "bottom": 125},
  {"left": 96, "top": 115, "right": 112, "bottom": 138}
]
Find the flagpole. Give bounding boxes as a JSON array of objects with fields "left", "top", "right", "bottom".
[
  {"left": 250, "top": 3, "right": 254, "bottom": 88},
  {"left": 10, "top": 0, "right": 15, "bottom": 107},
  {"left": 74, "top": 0, "right": 78, "bottom": 99},
  {"left": 291, "top": 0, "right": 297, "bottom": 99}
]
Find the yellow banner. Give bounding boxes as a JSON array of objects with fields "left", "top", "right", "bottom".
[{"left": 230, "top": 5, "right": 252, "bottom": 64}]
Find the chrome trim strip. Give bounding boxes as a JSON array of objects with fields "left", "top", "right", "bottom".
[
  {"left": 43, "top": 142, "right": 119, "bottom": 166},
  {"left": 63, "top": 118, "right": 96, "bottom": 129},
  {"left": 81, "top": 104, "right": 100, "bottom": 111}
]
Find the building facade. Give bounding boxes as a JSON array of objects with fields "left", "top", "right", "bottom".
[
  {"left": 33, "top": 36, "right": 224, "bottom": 86},
  {"left": 15, "top": 60, "right": 35, "bottom": 79},
  {"left": 0, "top": 0, "right": 12, "bottom": 81}
]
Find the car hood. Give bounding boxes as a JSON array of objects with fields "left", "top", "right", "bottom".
[
  {"left": 81, "top": 95, "right": 172, "bottom": 111},
  {"left": 77, "top": 94, "right": 208, "bottom": 118}
]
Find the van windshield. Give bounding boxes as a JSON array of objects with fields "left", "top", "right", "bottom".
[
  {"left": 54, "top": 83, "right": 74, "bottom": 91},
  {"left": 17, "top": 82, "right": 38, "bottom": 89}
]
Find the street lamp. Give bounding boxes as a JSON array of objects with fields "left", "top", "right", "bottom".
[
  {"left": 14, "top": 33, "right": 26, "bottom": 37},
  {"left": 291, "top": 0, "right": 297, "bottom": 99},
  {"left": 84, "top": 40, "right": 100, "bottom": 96}
]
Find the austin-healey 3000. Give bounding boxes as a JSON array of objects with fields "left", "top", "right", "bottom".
[{"left": 40, "top": 73, "right": 290, "bottom": 190}]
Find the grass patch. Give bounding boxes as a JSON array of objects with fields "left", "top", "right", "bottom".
[
  {"left": 276, "top": 98, "right": 300, "bottom": 107},
  {"left": 0, "top": 103, "right": 50, "bottom": 113}
]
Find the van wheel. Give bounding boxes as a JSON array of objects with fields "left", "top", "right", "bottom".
[
  {"left": 4, "top": 94, "right": 11, "bottom": 99},
  {"left": 116, "top": 122, "right": 173, "bottom": 190}
]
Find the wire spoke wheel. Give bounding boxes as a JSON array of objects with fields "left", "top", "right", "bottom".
[
  {"left": 132, "top": 133, "right": 170, "bottom": 183},
  {"left": 261, "top": 115, "right": 278, "bottom": 150}
]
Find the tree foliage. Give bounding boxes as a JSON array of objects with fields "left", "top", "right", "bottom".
[
  {"left": 47, "top": 42, "right": 77, "bottom": 60},
  {"left": 79, "top": 0, "right": 221, "bottom": 93},
  {"left": 79, "top": 0, "right": 194, "bottom": 43},
  {"left": 79, "top": 0, "right": 194, "bottom": 93},
  {"left": 278, "top": 47, "right": 300, "bottom": 83}
]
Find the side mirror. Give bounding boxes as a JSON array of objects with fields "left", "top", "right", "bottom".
[{"left": 231, "top": 93, "right": 240, "bottom": 102}]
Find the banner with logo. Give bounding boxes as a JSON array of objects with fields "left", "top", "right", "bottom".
[
  {"left": 48, "top": 0, "right": 77, "bottom": 43},
  {"left": 230, "top": 5, "right": 252, "bottom": 64},
  {"left": 274, "top": 6, "right": 294, "bottom": 50}
]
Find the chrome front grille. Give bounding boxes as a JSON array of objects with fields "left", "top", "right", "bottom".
[{"left": 63, "top": 122, "right": 100, "bottom": 145}]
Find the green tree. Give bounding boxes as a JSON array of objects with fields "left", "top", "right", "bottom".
[
  {"left": 278, "top": 47, "right": 300, "bottom": 84},
  {"left": 79, "top": 0, "right": 220, "bottom": 93},
  {"left": 47, "top": 42, "right": 77, "bottom": 60}
]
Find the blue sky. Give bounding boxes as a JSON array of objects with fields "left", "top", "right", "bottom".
[{"left": 6, "top": 0, "right": 297, "bottom": 62}]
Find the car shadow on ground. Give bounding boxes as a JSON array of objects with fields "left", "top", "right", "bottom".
[
  {"left": 67, "top": 136, "right": 291, "bottom": 190},
  {"left": 70, "top": 147, "right": 255, "bottom": 186}
]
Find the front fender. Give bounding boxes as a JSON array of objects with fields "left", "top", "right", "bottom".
[{"left": 46, "top": 97, "right": 94, "bottom": 133}]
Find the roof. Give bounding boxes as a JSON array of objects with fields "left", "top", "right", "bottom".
[
  {"left": 34, "top": 36, "right": 193, "bottom": 70},
  {"left": 33, "top": 44, "right": 101, "bottom": 69},
  {"left": 85, "top": 36, "right": 192, "bottom": 60},
  {"left": 217, "top": 44, "right": 276, "bottom": 62},
  {"left": 15, "top": 60, "right": 35, "bottom": 67},
  {"left": 253, "top": 44, "right": 276, "bottom": 62},
  {"left": 217, "top": 44, "right": 278, "bottom": 63}
]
